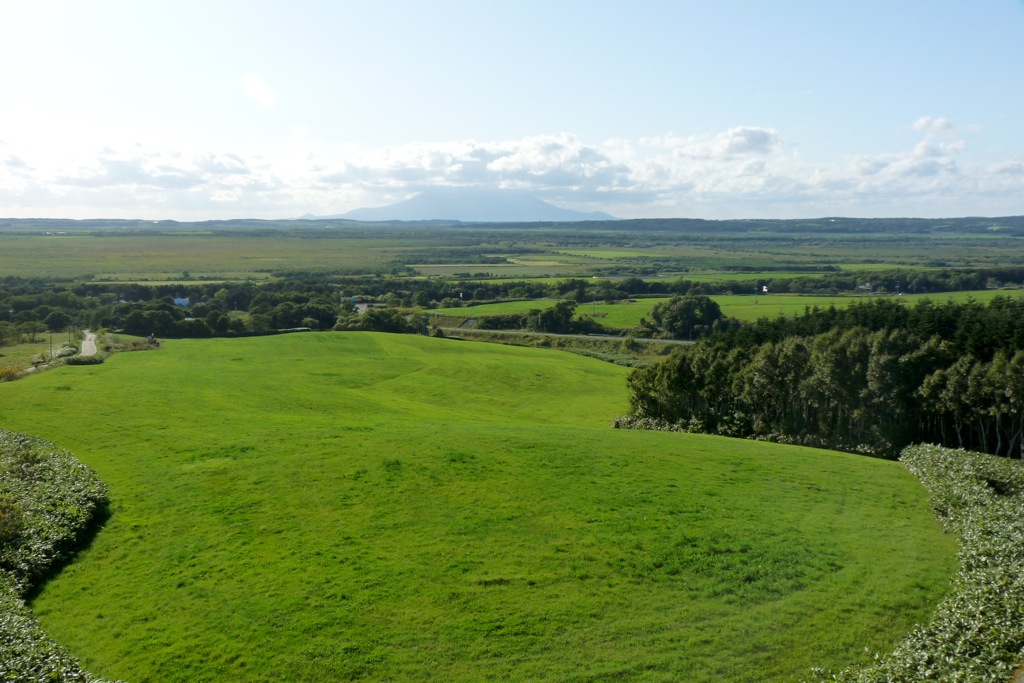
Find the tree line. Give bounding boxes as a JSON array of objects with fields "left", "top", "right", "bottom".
[{"left": 624, "top": 297, "right": 1024, "bottom": 459}]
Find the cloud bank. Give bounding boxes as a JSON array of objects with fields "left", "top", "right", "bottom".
[{"left": 0, "top": 120, "right": 1021, "bottom": 220}]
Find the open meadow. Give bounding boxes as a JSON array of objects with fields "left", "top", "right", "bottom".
[
  {"left": 432, "top": 289, "right": 1017, "bottom": 329},
  {"left": 0, "top": 333, "right": 957, "bottom": 682},
  {"left": 3, "top": 218, "right": 1023, "bottom": 282}
]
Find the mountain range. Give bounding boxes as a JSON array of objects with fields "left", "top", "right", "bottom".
[{"left": 301, "top": 187, "right": 616, "bottom": 222}]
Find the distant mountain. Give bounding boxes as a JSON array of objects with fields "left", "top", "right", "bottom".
[{"left": 305, "top": 188, "right": 616, "bottom": 222}]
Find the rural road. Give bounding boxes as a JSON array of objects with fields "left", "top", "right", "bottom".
[{"left": 80, "top": 331, "right": 98, "bottom": 357}]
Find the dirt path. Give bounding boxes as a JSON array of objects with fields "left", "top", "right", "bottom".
[{"left": 80, "top": 331, "right": 98, "bottom": 357}]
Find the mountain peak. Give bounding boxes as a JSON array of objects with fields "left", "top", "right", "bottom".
[{"left": 333, "top": 187, "right": 616, "bottom": 222}]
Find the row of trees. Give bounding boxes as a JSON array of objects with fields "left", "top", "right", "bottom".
[
  {"left": 626, "top": 298, "right": 1024, "bottom": 458},
  {"left": 471, "top": 295, "right": 733, "bottom": 340},
  {"left": 473, "top": 301, "right": 605, "bottom": 335}
]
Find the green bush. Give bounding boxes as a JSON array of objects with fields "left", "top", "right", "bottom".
[
  {"left": 55, "top": 344, "right": 78, "bottom": 358},
  {"left": 65, "top": 355, "right": 104, "bottom": 366},
  {"left": 0, "top": 431, "right": 119, "bottom": 682},
  {"left": 0, "top": 492, "right": 23, "bottom": 543}
]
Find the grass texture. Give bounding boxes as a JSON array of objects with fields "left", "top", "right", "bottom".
[{"left": 0, "top": 334, "right": 956, "bottom": 682}]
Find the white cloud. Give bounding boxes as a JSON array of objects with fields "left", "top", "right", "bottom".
[
  {"left": 912, "top": 116, "right": 953, "bottom": 135},
  {"left": 4, "top": 154, "right": 28, "bottom": 169},
  {"left": 1, "top": 117, "right": 1022, "bottom": 220},
  {"left": 711, "top": 127, "right": 781, "bottom": 157},
  {"left": 993, "top": 161, "right": 1024, "bottom": 175},
  {"left": 243, "top": 74, "right": 277, "bottom": 108}
]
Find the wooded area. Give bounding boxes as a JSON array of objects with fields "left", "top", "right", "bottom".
[{"left": 623, "top": 297, "right": 1024, "bottom": 458}]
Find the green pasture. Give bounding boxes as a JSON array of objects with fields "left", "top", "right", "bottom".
[
  {"left": 5, "top": 224, "right": 1021, "bottom": 281},
  {"left": 89, "top": 273, "right": 274, "bottom": 285},
  {"left": 675, "top": 271, "right": 835, "bottom": 283},
  {"left": 0, "top": 334, "right": 955, "bottom": 682},
  {"left": 834, "top": 263, "right": 936, "bottom": 272},
  {"left": 433, "top": 290, "right": 1018, "bottom": 330},
  {"left": 715, "top": 290, "right": 1016, "bottom": 322},
  {"left": 410, "top": 260, "right": 592, "bottom": 278},
  {"left": 555, "top": 249, "right": 665, "bottom": 259},
  {"left": 451, "top": 271, "right": 846, "bottom": 286},
  {"left": 432, "top": 299, "right": 572, "bottom": 317},
  {"left": 0, "top": 234, "right": 409, "bottom": 279},
  {"left": 716, "top": 233, "right": 1018, "bottom": 268}
]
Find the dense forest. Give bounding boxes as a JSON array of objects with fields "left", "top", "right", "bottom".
[{"left": 622, "top": 297, "right": 1024, "bottom": 459}]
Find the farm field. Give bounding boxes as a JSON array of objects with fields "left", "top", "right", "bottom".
[
  {"left": 0, "top": 233, "right": 412, "bottom": 279},
  {"left": 432, "top": 289, "right": 1018, "bottom": 329},
  {"left": 713, "top": 289, "right": 1017, "bottom": 323},
  {"left": 2, "top": 219, "right": 1023, "bottom": 281},
  {"left": 407, "top": 259, "right": 591, "bottom": 278},
  {"left": 0, "top": 333, "right": 957, "bottom": 682}
]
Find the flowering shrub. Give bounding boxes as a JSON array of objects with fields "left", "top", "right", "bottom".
[
  {"left": 55, "top": 345, "right": 78, "bottom": 359},
  {"left": 810, "top": 444, "right": 1024, "bottom": 682},
  {"left": 0, "top": 430, "right": 120, "bottom": 682}
]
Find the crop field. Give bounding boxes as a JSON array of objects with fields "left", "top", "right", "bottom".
[
  {"left": 0, "top": 234, "right": 412, "bottom": 279},
  {"left": 3, "top": 220, "right": 1022, "bottom": 282},
  {"left": 0, "top": 333, "right": 956, "bottom": 682}
]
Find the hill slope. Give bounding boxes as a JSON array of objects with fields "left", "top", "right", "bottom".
[{"left": 0, "top": 334, "right": 956, "bottom": 682}]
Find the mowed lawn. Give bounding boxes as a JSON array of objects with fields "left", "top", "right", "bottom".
[{"left": 0, "top": 334, "right": 956, "bottom": 682}]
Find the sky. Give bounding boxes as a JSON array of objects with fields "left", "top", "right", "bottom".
[{"left": 1, "top": 0, "right": 1023, "bottom": 221}]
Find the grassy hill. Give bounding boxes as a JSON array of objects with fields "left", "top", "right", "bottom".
[{"left": 0, "top": 333, "right": 956, "bottom": 681}]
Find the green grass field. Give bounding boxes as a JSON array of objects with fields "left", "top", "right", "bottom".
[
  {"left": 713, "top": 290, "right": 1016, "bottom": 323},
  {"left": 3, "top": 223, "right": 1021, "bottom": 280},
  {"left": 0, "top": 234, "right": 410, "bottom": 278},
  {"left": 0, "top": 333, "right": 955, "bottom": 682},
  {"left": 433, "top": 290, "right": 1019, "bottom": 329}
]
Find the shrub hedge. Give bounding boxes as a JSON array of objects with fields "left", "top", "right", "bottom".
[
  {"left": 0, "top": 431, "right": 118, "bottom": 683},
  {"left": 64, "top": 356, "right": 104, "bottom": 366}
]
